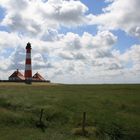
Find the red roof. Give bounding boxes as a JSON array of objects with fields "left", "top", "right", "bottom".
[
  {"left": 9, "top": 69, "right": 25, "bottom": 80},
  {"left": 32, "top": 72, "right": 45, "bottom": 81}
]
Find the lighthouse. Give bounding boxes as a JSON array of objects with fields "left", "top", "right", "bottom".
[
  {"left": 8, "top": 42, "right": 50, "bottom": 83},
  {"left": 24, "top": 42, "right": 32, "bottom": 81}
]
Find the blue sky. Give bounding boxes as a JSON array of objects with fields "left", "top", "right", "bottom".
[
  {"left": 0, "top": 7, "right": 5, "bottom": 19},
  {"left": 81, "top": 0, "right": 109, "bottom": 15},
  {"left": 0, "top": 0, "right": 140, "bottom": 83}
]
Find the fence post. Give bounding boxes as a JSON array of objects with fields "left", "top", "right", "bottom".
[
  {"left": 82, "top": 112, "right": 86, "bottom": 135},
  {"left": 39, "top": 109, "right": 44, "bottom": 123},
  {"left": 36, "top": 109, "right": 46, "bottom": 132}
]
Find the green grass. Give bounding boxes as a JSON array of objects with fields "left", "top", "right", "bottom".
[{"left": 0, "top": 83, "right": 140, "bottom": 140}]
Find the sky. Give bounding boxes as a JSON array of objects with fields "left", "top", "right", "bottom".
[{"left": 0, "top": 0, "right": 140, "bottom": 84}]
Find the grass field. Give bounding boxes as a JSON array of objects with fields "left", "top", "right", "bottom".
[{"left": 0, "top": 83, "right": 140, "bottom": 140}]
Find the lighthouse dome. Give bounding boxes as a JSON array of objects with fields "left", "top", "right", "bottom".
[{"left": 26, "top": 42, "right": 31, "bottom": 49}]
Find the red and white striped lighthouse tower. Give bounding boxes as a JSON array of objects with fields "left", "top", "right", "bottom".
[{"left": 24, "top": 42, "right": 32, "bottom": 80}]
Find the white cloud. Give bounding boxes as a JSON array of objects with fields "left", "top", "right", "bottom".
[
  {"left": 0, "top": 0, "right": 90, "bottom": 36},
  {"left": 89, "top": 0, "right": 140, "bottom": 38},
  {"left": 0, "top": 29, "right": 140, "bottom": 83},
  {"left": 121, "top": 44, "right": 140, "bottom": 71},
  {"left": 0, "top": 31, "right": 21, "bottom": 50},
  {"left": 1, "top": 0, "right": 139, "bottom": 38},
  {"left": 1, "top": 29, "right": 139, "bottom": 83}
]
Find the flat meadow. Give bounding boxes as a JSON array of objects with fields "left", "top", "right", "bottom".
[{"left": 0, "top": 83, "right": 140, "bottom": 140}]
